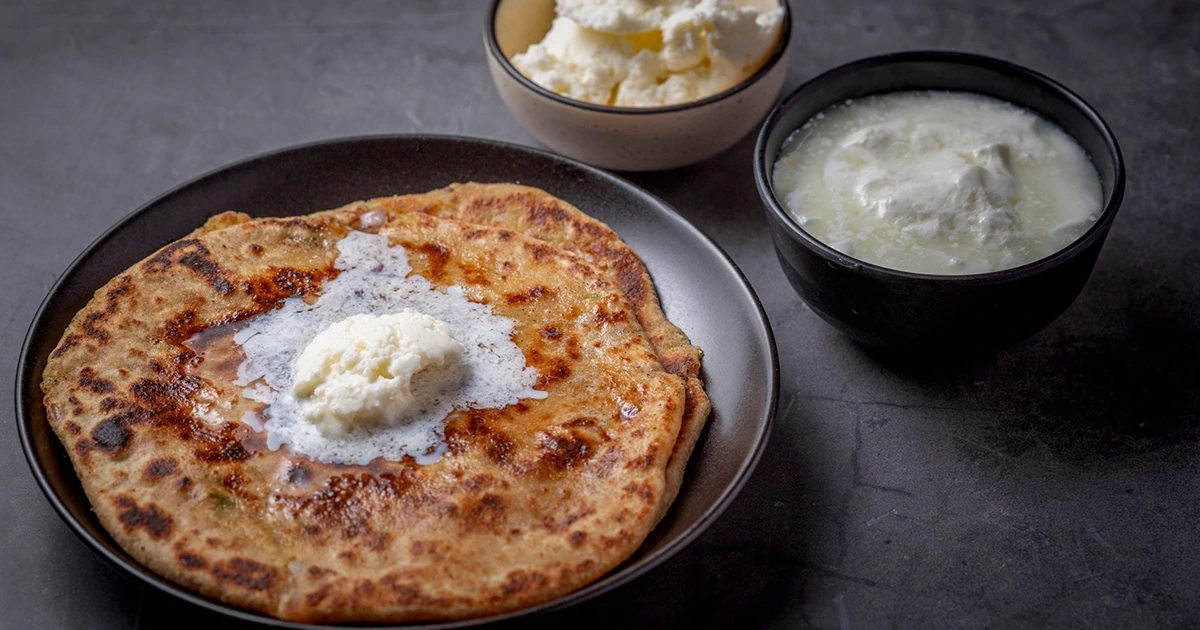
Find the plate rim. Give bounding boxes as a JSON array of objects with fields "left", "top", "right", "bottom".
[{"left": 15, "top": 133, "right": 779, "bottom": 628}]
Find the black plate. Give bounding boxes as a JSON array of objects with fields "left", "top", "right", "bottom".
[{"left": 15, "top": 135, "right": 778, "bottom": 628}]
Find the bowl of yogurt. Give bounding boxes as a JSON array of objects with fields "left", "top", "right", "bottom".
[
  {"left": 485, "top": 0, "right": 792, "bottom": 171},
  {"left": 755, "top": 51, "right": 1125, "bottom": 348}
]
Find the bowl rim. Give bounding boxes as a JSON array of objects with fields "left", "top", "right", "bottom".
[
  {"left": 483, "top": 0, "right": 793, "bottom": 115},
  {"left": 15, "top": 132, "right": 780, "bottom": 629},
  {"left": 754, "top": 50, "right": 1126, "bottom": 285}
]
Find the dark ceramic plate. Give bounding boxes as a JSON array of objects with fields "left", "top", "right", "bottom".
[{"left": 15, "top": 135, "right": 778, "bottom": 628}]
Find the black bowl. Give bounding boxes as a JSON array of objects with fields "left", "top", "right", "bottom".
[{"left": 754, "top": 51, "right": 1125, "bottom": 349}]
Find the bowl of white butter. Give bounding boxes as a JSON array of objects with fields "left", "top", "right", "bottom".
[
  {"left": 755, "top": 51, "right": 1125, "bottom": 348},
  {"left": 485, "top": 0, "right": 792, "bottom": 171}
]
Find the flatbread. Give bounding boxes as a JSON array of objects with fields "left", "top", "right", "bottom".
[
  {"left": 42, "top": 206, "right": 687, "bottom": 622},
  {"left": 344, "top": 183, "right": 711, "bottom": 516}
]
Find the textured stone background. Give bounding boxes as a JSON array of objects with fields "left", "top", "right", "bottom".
[{"left": 1, "top": 0, "right": 1197, "bottom": 628}]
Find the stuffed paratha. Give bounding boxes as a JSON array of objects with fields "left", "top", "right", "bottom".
[
  {"left": 341, "top": 183, "right": 711, "bottom": 516},
  {"left": 42, "top": 202, "right": 689, "bottom": 622}
]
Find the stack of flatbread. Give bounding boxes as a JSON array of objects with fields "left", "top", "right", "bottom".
[{"left": 41, "top": 183, "right": 708, "bottom": 623}]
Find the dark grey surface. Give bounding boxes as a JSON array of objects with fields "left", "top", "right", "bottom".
[{"left": 1, "top": 0, "right": 1197, "bottom": 628}]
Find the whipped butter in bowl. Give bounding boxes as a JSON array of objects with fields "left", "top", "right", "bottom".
[
  {"left": 485, "top": 0, "right": 792, "bottom": 170},
  {"left": 755, "top": 52, "right": 1125, "bottom": 348},
  {"left": 511, "top": 0, "right": 784, "bottom": 107}
]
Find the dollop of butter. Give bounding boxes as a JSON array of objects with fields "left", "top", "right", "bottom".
[
  {"left": 292, "top": 311, "right": 464, "bottom": 437},
  {"left": 512, "top": 0, "right": 784, "bottom": 107}
]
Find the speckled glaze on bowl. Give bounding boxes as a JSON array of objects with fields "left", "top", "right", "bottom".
[
  {"left": 755, "top": 51, "right": 1126, "bottom": 349},
  {"left": 485, "top": 0, "right": 792, "bottom": 171}
]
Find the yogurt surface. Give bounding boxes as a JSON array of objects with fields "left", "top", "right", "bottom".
[{"left": 772, "top": 91, "right": 1103, "bottom": 275}]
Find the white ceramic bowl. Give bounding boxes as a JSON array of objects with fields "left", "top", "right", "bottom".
[{"left": 484, "top": 0, "right": 793, "bottom": 172}]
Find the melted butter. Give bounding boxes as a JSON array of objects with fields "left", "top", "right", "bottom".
[
  {"left": 184, "top": 320, "right": 269, "bottom": 433},
  {"left": 231, "top": 231, "right": 547, "bottom": 466}
]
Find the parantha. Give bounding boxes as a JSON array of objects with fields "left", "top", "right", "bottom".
[
  {"left": 343, "top": 183, "right": 711, "bottom": 516},
  {"left": 41, "top": 186, "right": 705, "bottom": 623}
]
